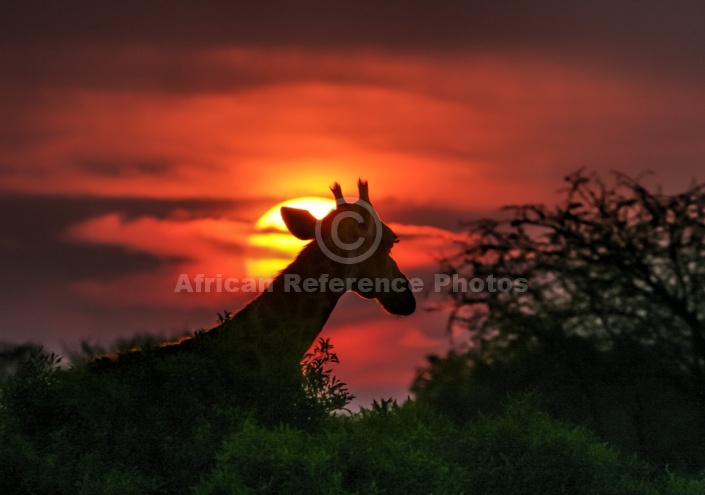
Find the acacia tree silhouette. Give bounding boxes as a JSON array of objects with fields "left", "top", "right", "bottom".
[
  {"left": 412, "top": 170, "right": 705, "bottom": 469},
  {"left": 442, "top": 169, "right": 705, "bottom": 401}
]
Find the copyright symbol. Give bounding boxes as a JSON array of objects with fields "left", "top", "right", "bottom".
[{"left": 315, "top": 198, "right": 383, "bottom": 265}]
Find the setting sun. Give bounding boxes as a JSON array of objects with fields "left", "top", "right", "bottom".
[{"left": 246, "top": 196, "right": 335, "bottom": 278}]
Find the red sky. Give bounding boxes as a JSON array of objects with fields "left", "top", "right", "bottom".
[{"left": 2, "top": 2, "right": 705, "bottom": 406}]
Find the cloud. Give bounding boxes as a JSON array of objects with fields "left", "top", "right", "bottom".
[
  {"left": 3, "top": 1, "right": 705, "bottom": 102},
  {"left": 2, "top": 10, "right": 705, "bottom": 207},
  {"left": 0, "top": 194, "right": 263, "bottom": 346},
  {"left": 4, "top": 47, "right": 703, "bottom": 205},
  {"left": 3, "top": 2, "right": 704, "bottom": 69},
  {"left": 65, "top": 212, "right": 252, "bottom": 276},
  {"left": 75, "top": 158, "right": 178, "bottom": 179}
]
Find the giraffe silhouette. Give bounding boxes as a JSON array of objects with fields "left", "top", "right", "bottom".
[
  {"left": 2, "top": 181, "right": 416, "bottom": 492},
  {"left": 95, "top": 179, "right": 415, "bottom": 374}
]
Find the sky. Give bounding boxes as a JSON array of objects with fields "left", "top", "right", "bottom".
[{"left": 1, "top": 2, "right": 705, "bottom": 406}]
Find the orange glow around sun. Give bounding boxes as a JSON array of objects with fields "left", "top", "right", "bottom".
[{"left": 246, "top": 196, "right": 335, "bottom": 278}]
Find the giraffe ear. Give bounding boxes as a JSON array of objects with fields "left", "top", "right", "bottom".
[{"left": 281, "top": 207, "right": 317, "bottom": 240}]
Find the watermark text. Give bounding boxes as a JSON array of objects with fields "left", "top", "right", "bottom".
[{"left": 174, "top": 273, "right": 527, "bottom": 294}]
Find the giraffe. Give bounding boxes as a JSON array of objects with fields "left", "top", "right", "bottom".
[
  {"left": 95, "top": 179, "right": 415, "bottom": 371},
  {"left": 5, "top": 182, "right": 417, "bottom": 492}
]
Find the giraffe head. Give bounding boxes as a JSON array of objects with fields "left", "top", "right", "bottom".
[{"left": 281, "top": 180, "right": 416, "bottom": 316}]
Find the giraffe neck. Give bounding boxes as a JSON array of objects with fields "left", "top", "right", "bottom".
[{"left": 221, "top": 242, "right": 348, "bottom": 359}]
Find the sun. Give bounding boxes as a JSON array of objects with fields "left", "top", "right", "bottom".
[{"left": 246, "top": 197, "right": 335, "bottom": 278}]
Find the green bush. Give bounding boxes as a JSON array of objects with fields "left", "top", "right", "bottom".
[
  {"left": 412, "top": 338, "right": 705, "bottom": 472},
  {"left": 1, "top": 344, "right": 703, "bottom": 494},
  {"left": 195, "top": 396, "right": 705, "bottom": 495},
  {"left": 0, "top": 338, "right": 352, "bottom": 494}
]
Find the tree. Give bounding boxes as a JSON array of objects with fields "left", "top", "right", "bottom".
[
  {"left": 442, "top": 169, "right": 705, "bottom": 401},
  {"left": 413, "top": 170, "right": 705, "bottom": 470}
]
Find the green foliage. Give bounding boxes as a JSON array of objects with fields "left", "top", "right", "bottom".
[
  {"left": 413, "top": 336, "right": 705, "bottom": 472},
  {"left": 1, "top": 347, "right": 223, "bottom": 493},
  {"left": 301, "top": 338, "right": 355, "bottom": 414},
  {"left": 1, "top": 343, "right": 703, "bottom": 494},
  {"left": 457, "top": 394, "right": 650, "bottom": 495},
  {"left": 195, "top": 395, "right": 703, "bottom": 495},
  {"left": 0, "top": 335, "right": 353, "bottom": 494},
  {"left": 194, "top": 419, "right": 346, "bottom": 495}
]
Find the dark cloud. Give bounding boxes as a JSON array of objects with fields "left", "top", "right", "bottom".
[
  {"left": 203, "top": 238, "right": 245, "bottom": 256},
  {"left": 1, "top": 1, "right": 704, "bottom": 93},
  {"left": 2, "top": 243, "right": 182, "bottom": 296},
  {"left": 0, "top": 194, "right": 255, "bottom": 293},
  {"left": 378, "top": 198, "right": 499, "bottom": 232},
  {"left": 0, "top": 43, "right": 410, "bottom": 96},
  {"left": 0, "top": 194, "right": 258, "bottom": 346},
  {"left": 0, "top": 194, "right": 243, "bottom": 240},
  {"left": 0, "top": 45, "right": 279, "bottom": 94},
  {"left": 3, "top": 1, "right": 703, "bottom": 54},
  {"left": 0, "top": 234, "right": 186, "bottom": 345},
  {"left": 75, "top": 158, "right": 181, "bottom": 179}
]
